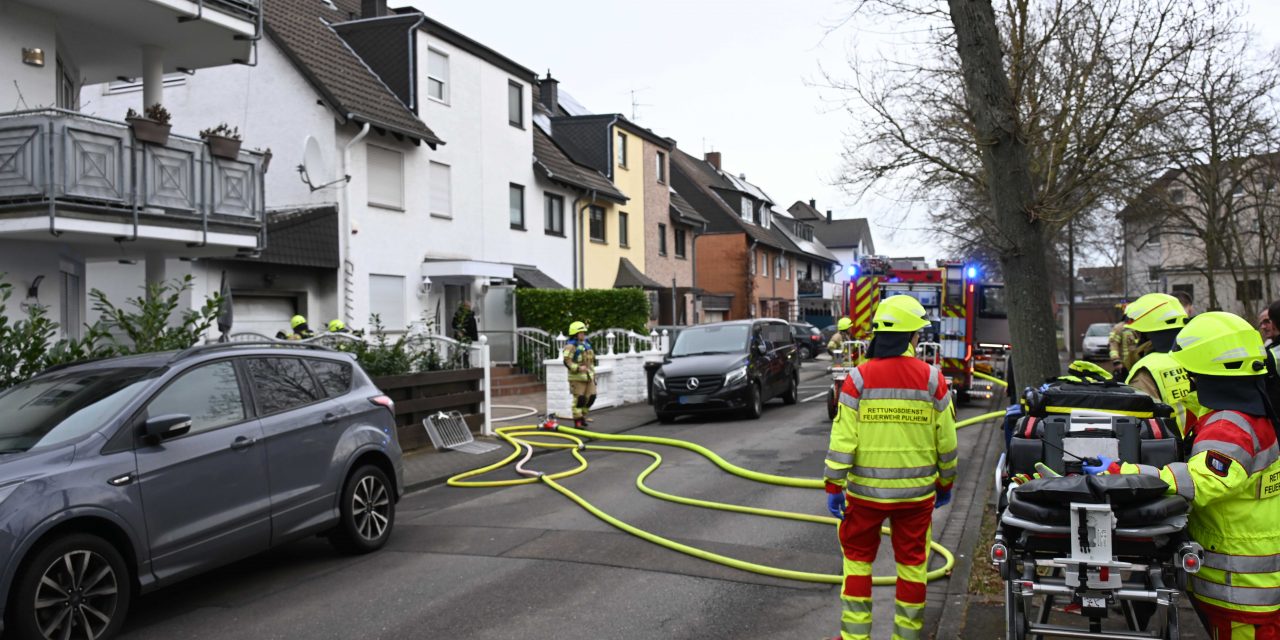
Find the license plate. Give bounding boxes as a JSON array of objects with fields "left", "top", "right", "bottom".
[
  {"left": 1081, "top": 596, "right": 1106, "bottom": 610},
  {"left": 678, "top": 395, "right": 707, "bottom": 405}
]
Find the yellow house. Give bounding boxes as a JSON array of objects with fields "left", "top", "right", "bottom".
[{"left": 550, "top": 115, "right": 673, "bottom": 289}]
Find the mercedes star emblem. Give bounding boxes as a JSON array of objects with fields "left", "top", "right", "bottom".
[{"left": 686, "top": 377, "right": 700, "bottom": 390}]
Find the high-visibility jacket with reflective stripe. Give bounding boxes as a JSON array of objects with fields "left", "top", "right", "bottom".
[
  {"left": 1126, "top": 351, "right": 1204, "bottom": 435},
  {"left": 824, "top": 356, "right": 958, "bottom": 504},
  {"left": 1122, "top": 409, "right": 1280, "bottom": 621}
]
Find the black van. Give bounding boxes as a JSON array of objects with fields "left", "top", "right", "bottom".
[{"left": 651, "top": 319, "right": 799, "bottom": 422}]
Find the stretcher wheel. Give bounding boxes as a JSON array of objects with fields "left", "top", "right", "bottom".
[
  {"left": 1004, "top": 580, "right": 1028, "bottom": 640},
  {"left": 1163, "top": 600, "right": 1180, "bottom": 640}
]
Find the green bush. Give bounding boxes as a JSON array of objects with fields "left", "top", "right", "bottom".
[
  {"left": 0, "top": 274, "right": 221, "bottom": 391},
  {"left": 345, "top": 316, "right": 470, "bottom": 377},
  {"left": 515, "top": 288, "right": 649, "bottom": 336}
]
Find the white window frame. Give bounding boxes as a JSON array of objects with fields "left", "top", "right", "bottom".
[
  {"left": 427, "top": 48, "right": 449, "bottom": 104},
  {"left": 740, "top": 198, "right": 752, "bottom": 221},
  {"left": 430, "top": 161, "right": 452, "bottom": 219},
  {"left": 616, "top": 132, "right": 628, "bottom": 169},
  {"left": 366, "top": 145, "right": 405, "bottom": 211}
]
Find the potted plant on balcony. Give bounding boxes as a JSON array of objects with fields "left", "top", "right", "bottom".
[
  {"left": 200, "top": 123, "right": 242, "bottom": 160},
  {"left": 125, "top": 104, "right": 172, "bottom": 146}
]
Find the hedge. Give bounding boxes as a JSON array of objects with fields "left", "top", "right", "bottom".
[{"left": 516, "top": 288, "right": 649, "bottom": 335}]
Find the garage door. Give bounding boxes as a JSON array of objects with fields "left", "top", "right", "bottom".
[
  {"left": 703, "top": 310, "right": 725, "bottom": 323},
  {"left": 232, "top": 296, "right": 297, "bottom": 337}
]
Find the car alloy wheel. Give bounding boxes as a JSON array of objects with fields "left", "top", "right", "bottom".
[
  {"left": 352, "top": 474, "right": 392, "bottom": 542},
  {"left": 10, "top": 534, "right": 131, "bottom": 640},
  {"left": 331, "top": 465, "right": 396, "bottom": 554}
]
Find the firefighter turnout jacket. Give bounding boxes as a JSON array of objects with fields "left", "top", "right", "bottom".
[
  {"left": 1126, "top": 351, "right": 1205, "bottom": 436},
  {"left": 562, "top": 339, "right": 595, "bottom": 382},
  {"left": 1117, "top": 410, "right": 1280, "bottom": 622},
  {"left": 825, "top": 356, "right": 959, "bottom": 503}
]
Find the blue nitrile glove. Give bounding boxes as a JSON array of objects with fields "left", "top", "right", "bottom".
[
  {"left": 1083, "top": 456, "right": 1113, "bottom": 475},
  {"left": 934, "top": 487, "right": 952, "bottom": 509},
  {"left": 1005, "top": 403, "right": 1023, "bottom": 417},
  {"left": 827, "top": 492, "right": 846, "bottom": 519}
]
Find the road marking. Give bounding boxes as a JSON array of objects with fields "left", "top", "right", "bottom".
[{"left": 802, "top": 391, "right": 827, "bottom": 403}]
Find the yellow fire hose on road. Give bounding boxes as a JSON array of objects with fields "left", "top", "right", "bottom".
[
  {"left": 972, "top": 370, "right": 1009, "bottom": 388},
  {"left": 448, "top": 410, "right": 1006, "bottom": 586}
]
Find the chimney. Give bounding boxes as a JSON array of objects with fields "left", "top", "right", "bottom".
[
  {"left": 809, "top": 198, "right": 816, "bottom": 209},
  {"left": 826, "top": 210, "right": 832, "bottom": 223},
  {"left": 361, "top": 0, "right": 387, "bottom": 18},
  {"left": 704, "top": 151, "right": 721, "bottom": 170},
  {"left": 539, "top": 71, "right": 559, "bottom": 113}
]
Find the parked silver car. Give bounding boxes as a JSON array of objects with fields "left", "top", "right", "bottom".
[{"left": 0, "top": 343, "right": 403, "bottom": 639}]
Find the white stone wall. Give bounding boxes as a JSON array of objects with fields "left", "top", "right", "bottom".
[{"left": 544, "top": 344, "right": 666, "bottom": 417}]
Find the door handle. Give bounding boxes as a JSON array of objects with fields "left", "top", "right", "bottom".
[
  {"left": 108, "top": 473, "right": 135, "bottom": 487},
  {"left": 322, "top": 413, "right": 339, "bottom": 425},
  {"left": 230, "top": 436, "right": 257, "bottom": 451}
]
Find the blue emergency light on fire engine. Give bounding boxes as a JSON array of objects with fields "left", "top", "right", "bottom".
[
  {"left": 966, "top": 266, "right": 978, "bottom": 280},
  {"left": 848, "top": 264, "right": 858, "bottom": 278}
]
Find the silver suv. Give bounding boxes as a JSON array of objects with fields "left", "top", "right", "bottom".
[{"left": 0, "top": 343, "right": 403, "bottom": 639}]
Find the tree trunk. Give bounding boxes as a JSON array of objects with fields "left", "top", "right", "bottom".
[{"left": 947, "top": 0, "right": 1062, "bottom": 386}]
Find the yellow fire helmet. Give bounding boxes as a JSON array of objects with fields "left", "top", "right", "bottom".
[
  {"left": 1171, "top": 311, "right": 1267, "bottom": 377},
  {"left": 290, "top": 315, "right": 308, "bottom": 329},
  {"left": 568, "top": 321, "right": 588, "bottom": 336},
  {"left": 327, "top": 319, "right": 346, "bottom": 332},
  {"left": 1124, "top": 293, "right": 1188, "bottom": 334},
  {"left": 837, "top": 317, "right": 853, "bottom": 332},
  {"left": 871, "top": 295, "right": 929, "bottom": 333}
]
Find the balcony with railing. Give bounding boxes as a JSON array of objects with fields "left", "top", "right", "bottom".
[
  {"left": 0, "top": 109, "right": 266, "bottom": 251},
  {"left": 798, "top": 278, "right": 837, "bottom": 299}
]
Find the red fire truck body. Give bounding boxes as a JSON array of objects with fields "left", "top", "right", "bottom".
[{"left": 843, "top": 257, "right": 1008, "bottom": 401}]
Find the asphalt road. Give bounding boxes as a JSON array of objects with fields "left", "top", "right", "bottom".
[{"left": 118, "top": 373, "right": 996, "bottom": 640}]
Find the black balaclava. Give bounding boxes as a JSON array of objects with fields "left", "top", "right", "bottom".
[
  {"left": 869, "top": 332, "right": 914, "bottom": 359},
  {"left": 1194, "top": 373, "right": 1268, "bottom": 416},
  {"left": 1144, "top": 328, "right": 1179, "bottom": 354}
]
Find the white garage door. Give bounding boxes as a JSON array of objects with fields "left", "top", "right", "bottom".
[
  {"left": 703, "top": 310, "right": 725, "bottom": 323},
  {"left": 233, "top": 296, "right": 297, "bottom": 337}
]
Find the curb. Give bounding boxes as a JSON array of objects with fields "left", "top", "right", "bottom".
[{"left": 933, "top": 403, "right": 1004, "bottom": 639}]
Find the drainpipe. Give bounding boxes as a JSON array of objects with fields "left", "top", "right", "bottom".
[
  {"left": 570, "top": 195, "right": 582, "bottom": 288},
  {"left": 340, "top": 121, "right": 372, "bottom": 325},
  {"left": 746, "top": 238, "right": 760, "bottom": 319}
]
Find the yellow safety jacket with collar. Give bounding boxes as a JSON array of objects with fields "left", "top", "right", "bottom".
[
  {"left": 825, "top": 356, "right": 959, "bottom": 503},
  {"left": 1120, "top": 410, "right": 1280, "bottom": 620}
]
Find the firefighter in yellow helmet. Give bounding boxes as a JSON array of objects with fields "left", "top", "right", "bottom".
[
  {"left": 285, "top": 315, "right": 314, "bottom": 341},
  {"left": 824, "top": 295, "right": 958, "bottom": 640},
  {"left": 828, "top": 317, "right": 857, "bottom": 366},
  {"left": 1086, "top": 312, "right": 1280, "bottom": 639},
  {"left": 1123, "top": 293, "right": 1204, "bottom": 435},
  {"left": 562, "top": 321, "right": 596, "bottom": 428}
]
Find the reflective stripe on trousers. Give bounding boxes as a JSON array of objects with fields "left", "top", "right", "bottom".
[{"left": 838, "top": 496, "right": 933, "bottom": 640}]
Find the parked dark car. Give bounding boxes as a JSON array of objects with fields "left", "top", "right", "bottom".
[
  {"left": 0, "top": 343, "right": 403, "bottom": 639},
  {"left": 651, "top": 319, "right": 799, "bottom": 422},
  {"left": 790, "top": 322, "right": 826, "bottom": 360}
]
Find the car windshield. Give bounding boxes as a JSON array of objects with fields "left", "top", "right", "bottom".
[
  {"left": 671, "top": 325, "right": 750, "bottom": 356},
  {"left": 0, "top": 367, "right": 159, "bottom": 452},
  {"left": 1085, "top": 324, "right": 1112, "bottom": 337}
]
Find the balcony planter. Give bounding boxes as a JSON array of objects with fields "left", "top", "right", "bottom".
[
  {"left": 200, "top": 123, "right": 242, "bottom": 161},
  {"left": 205, "top": 134, "right": 242, "bottom": 160},
  {"left": 125, "top": 105, "right": 172, "bottom": 146}
]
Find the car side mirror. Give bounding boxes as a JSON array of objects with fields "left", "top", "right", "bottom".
[{"left": 144, "top": 414, "right": 192, "bottom": 441}]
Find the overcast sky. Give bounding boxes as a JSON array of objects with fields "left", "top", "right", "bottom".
[{"left": 398, "top": 0, "right": 1280, "bottom": 263}]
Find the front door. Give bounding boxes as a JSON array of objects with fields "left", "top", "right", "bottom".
[
  {"left": 481, "top": 284, "right": 516, "bottom": 362},
  {"left": 135, "top": 359, "right": 271, "bottom": 583}
]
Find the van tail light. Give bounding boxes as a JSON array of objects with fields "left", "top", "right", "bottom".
[{"left": 369, "top": 395, "right": 395, "bottom": 412}]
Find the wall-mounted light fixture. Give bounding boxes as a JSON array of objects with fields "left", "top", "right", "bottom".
[
  {"left": 19, "top": 275, "right": 43, "bottom": 312},
  {"left": 22, "top": 48, "right": 45, "bottom": 67}
]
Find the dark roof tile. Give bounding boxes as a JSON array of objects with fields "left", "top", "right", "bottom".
[{"left": 265, "top": 0, "right": 442, "bottom": 145}]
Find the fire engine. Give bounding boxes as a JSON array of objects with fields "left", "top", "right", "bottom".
[{"left": 843, "top": 256, "right": 1010, "bottom": 402}]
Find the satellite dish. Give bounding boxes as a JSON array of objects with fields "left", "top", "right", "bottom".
[{"left": 297, "top": 135, "right": 349, "bottom": 192}]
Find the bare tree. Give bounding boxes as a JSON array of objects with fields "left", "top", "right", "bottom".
[
  {"left": 834, "top": 0, "right": 1227, "bottom": 384},
  {"left": 1128, "top": 34, "right": 1280, "bottom": 317}
]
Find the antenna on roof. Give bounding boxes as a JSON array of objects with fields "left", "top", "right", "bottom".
[{"left": 629, "top": 88, "right": 652, "bottom": 122}]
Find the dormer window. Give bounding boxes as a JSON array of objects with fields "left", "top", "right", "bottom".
[{"left": 740, "top": 198, "right": 752, "bottom": 221}]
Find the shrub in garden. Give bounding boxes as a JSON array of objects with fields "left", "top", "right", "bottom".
[{"left": 515, "top": 288, "right": 649, "bottom": 336}]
